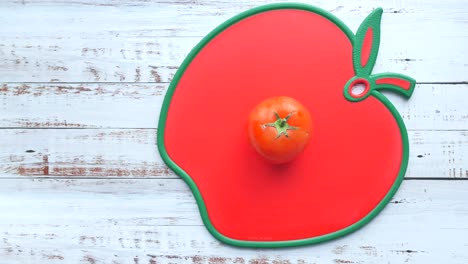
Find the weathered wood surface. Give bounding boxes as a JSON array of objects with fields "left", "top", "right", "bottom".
[
  {"left": 1, "top": 179, "right": 467, "bottom": 264},
  {"left": 0, "top": 83, "right": 467, "bottom": 130},
  {"left": 0, "top": 0, "right": 467, "bottom": 82},
  {"left": 0, "top": 0, "right": 467, "bottom": 263},
  {"left": 0, "top": 129, "right": 466, "bottom": 178}
]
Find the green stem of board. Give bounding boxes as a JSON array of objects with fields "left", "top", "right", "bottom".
[{"left": 344, "top": 7, "right": 416, "bottom": 102}]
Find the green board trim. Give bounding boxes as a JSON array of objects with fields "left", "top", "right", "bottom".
[{"left": 157, "top": 2, "right": 414, "bottom": 248}]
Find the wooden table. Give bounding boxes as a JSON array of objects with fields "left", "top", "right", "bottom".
[{"left": 0, "top": 1, "right": 467, "bottom": 263}]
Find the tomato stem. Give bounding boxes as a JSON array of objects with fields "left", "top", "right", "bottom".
[{"left": 264, "top": 111, "right": 298, "bottom": 139}]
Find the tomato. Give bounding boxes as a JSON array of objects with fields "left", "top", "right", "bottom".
[{"left": 247, "top": 96, "right": 312, "bottom": 164}]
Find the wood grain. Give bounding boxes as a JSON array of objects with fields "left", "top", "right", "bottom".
[
  {"left": 0, "top": 179, "right": 467, "bottom": 264},
  {"left": 0, "top": 0, "right": 467, "bottom": 82},
  {"left": 0, "top": 129, "right": 466, "bottom": 178},
  {"left": 0, "top": 129, "right": 172, "bottom": 178},
  {"left": 1, "top": 83, "right": 467, "bottom": 130}
]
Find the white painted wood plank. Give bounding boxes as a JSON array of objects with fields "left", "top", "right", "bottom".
[
  {"left": 0, "top": 179, "right": 467, "bottom": 263},
  {"left": 0, "top": 129, "right": 466, "bottom": 178},
  {"left": 0, "top": 83, "right": 167, "bottom": 128},
  {"left": 1, "top": 35, "right": 465, "bottom": 83},
  {"left": 0, "top": 0, "right": 467, "bottom": 82},
  {"left": 3, "top": 0, "right": 466, "bottom": 37},
  {"left": 382, "top": 84, "right": 468, "bottom": 131},
  {"left": 1, "top": 83, "right": 466, "bottom": 130},
  {"left": 0, "top": 129, "right": 172, "bottom": 178},
  {"left": 2, "top": 0, "right": 466, "bottom": 37}
]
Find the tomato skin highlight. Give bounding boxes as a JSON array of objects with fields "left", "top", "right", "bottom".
[{"left": 248, "top": 96, "right": 312, "bottom": 164}]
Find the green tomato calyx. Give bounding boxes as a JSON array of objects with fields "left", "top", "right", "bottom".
[{"left": 263, "top": 111, "right": 298, "bottom": 139}]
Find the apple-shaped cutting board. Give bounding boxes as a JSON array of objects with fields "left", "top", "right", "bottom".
[{"left": 158, "top": 3, "right": 415, "bottom": 247}]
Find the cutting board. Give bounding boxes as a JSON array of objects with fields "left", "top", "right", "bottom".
[{"left": 158, "top": 3, "right": 415, "bottom": 248}]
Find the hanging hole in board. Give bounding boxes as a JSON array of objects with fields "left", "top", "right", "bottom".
[
  {"left": 351, "top": 82, "right": 367, "bottom": 96},
  {"left": 348, "top": 78, "right": 371, "bottom": 99}
]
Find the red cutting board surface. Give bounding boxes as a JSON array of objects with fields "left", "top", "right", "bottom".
[{"left": 161, "top": 6, "right": 409, "bottom": 245}]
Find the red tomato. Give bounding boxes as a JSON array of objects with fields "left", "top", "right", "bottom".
[{"left": 248, "top": 96, "right": 312, "bottom": 164}]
